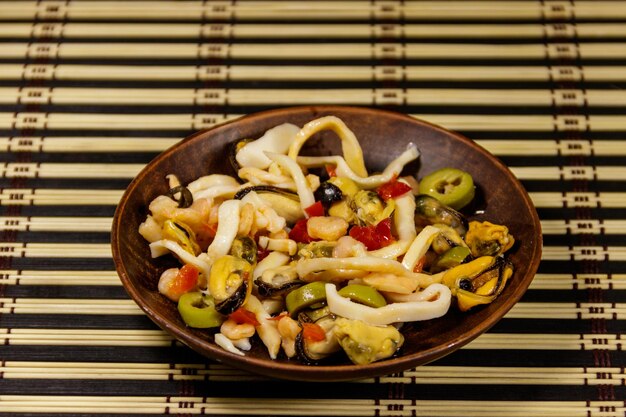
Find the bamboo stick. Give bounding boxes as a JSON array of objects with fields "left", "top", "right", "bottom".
[
  {"left": 540, "top": 220, "right": 626, "bottom": 235},
  {"left": 0, "top": 136, "right": 623, "bottom": 157},
  {"left": 1, "top": 332, "right": 623, "bottom": 352},
  {"left": 2, "top": 23, "right": 626, "bottom": 40},
  {"left": 530, "top": 273, "right": 626, "bottom": 290},
  {"left": 5, "top": 86, "right": 626, "bottom": 107},
  {"left": 2, "top": 42, "right": 625, "bottom": 60},
  {"left": 511, "top": 166, "right": 626, "bottom": 181},
  {"left": 1, "top": 1, "right": 626, "bottom": 21},
  {"left": 0, "top": 189, "right": 123, "bottom": 206},
  {"left": 0, "top": 162, "right": 144, "bottom": 179},
  {"left": 5, "top": 112, "right": 626, "bottom": 132},
  {"left": 3, "top": 64, "right": 626, "bottom": 83},
  {"left": 0, "top": 136, "right": 180, "bottom": 153},
  {"left": 0, "top": 243, "right": 112, "bottom": 258},
  {"left": 0, "top": 270, "right": 120, "bottom": 286},
  {"left": 0, "top": 216, "right": 111, "bottom": 232},
  {"left": 0, "top": 396, "right": 620, "bottom": 417}
]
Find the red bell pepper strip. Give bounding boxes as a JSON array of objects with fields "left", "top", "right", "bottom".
[
  {"left": 304, "top": 201, "right": 325, "bottom": 217},
  {"left": 229, "top": 307, "right": 260, "bottom": 326},
  {"left": 349, "top": 218, "right": 394, "bottom": 251},
  {"left": 377, "top": 178, "right": 412, "bottom": 200},
  {"left": 168, "top": 264, "right": 199, "bottom": 297},
  {"left": 301, "top": 322, "right": 326, "bottom": 342},
  {"left": 325, "top": 164, "right": 337, "bottom": 178},
  {"left": 289, "top": 218, "right": 316, "bottom": 243}
]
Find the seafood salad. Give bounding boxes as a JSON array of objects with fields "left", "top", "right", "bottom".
[{"left": 139, "top": 116, "right": 515, "bottom": 365}]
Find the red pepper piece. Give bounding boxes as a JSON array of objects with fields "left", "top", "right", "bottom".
[
  {"left": 301, "top": 322, "right": 326, "bottom": 342},
  {"left": 304, "top": 201, "right": 325, "bottom": 217},
  {"left": 289, "top": 218, "right": 316, "bottom": 243},
  {"left": 377, "top": 178, "right": 412, "bottom": 200},
  {"left": 325, "top": 164, "right": 337, "bottom": 178},
  {"left": 229, "top": 307, "right": 260, "bottom": 326},
  {"left": 168, "top": 264, "right": 199, "bottom": 296},
  {"left": 349, "top": 218, "right": 394, "bottom": 251}
]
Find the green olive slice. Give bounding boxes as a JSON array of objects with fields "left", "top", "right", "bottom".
[
  {"left": 177, "top": 292, "right": 224, "bottom": 328},
  {"left": 285, "top": 281, "right": 327, "bottom": 318},
  {"left": 419, "top": 168, "right": 475, "bottom": 210},
  {"left": 337, "top": 284, "right": 387, "bottom": 308}
]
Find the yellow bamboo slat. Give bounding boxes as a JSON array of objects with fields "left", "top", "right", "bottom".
[
  {"left": 0, "top": 136, "right": 180, "bottom": 153},
  {"left": 542, "top": 246, "right": 626, "bottom": 262},
  {"left": 540, "top": 220, "right": 626, "bottom": 235},
  {"left": 0, "top": 331, "right": 622, "bottom": 353},
  {"left": 0, "top": 162, "right": 144, "bottom": 179},
  {"left": 0, "top": 397, "right": 620, "bottom": 417},
  {"left": 529, "top": 192, "right": 626, "bottom": 209},
  {"left": 0, "top": 243, "right": 112, "bottom": 258},
  {"left": 0, "top": 298, "right": 143, "bottom": 315},
  {"left": 0, "top": 270, "right": 121, "bottom": 286},
  {"left": 507, "top": 302, "right": 626, "bottom": 320},
  {"left": 3, "top": 64, "right": 626, "bottom": 83},
  {"left": 2, "top": 22, "right": 626, "bottom": 40},
  {"left": 478, "top": 140, "right": 626, "bottom": 157},
  {"left": 0, "top": 189, "right": 123, "bottom": 206},
  {"left": 0, "top": 136, "right": 623, "bottom": 157},
  {"left": 3, "top": 87, "right": 626, "bottom": 108},
  {"left": 510, "top": 166, "right": 626, "bottom": 181},
  {"left": 0, "top": 359, "right": 624, "bottom": 386},
  {"left": 0, "top": 216, "right": 111, "bottom": 232},
  {"left": 1, "top": 42, "right": 625, "bottom": 61},
  {"left": 3, "top": 112, "right": 626, "bottom": 132},
  {"left": 530, "top": 273, "right": 626, "bottom": 290},
  {"left": 1, "top": 397, "right": 620, "bottom": 417},
  {"left": 1, "top": 1, "right": 625, "bottom": 21}
]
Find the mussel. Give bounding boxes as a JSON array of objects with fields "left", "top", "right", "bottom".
[
  {"left": 431, "top": 223, "right": 468, "bottom": 254},
  {"left": 208, "top": 255, "right": 253, "bottom": 315},
  {"left": 229, "top": 236, "right": 257, "bottom": 265},
  {"left": 255, "top": 264, "right": 303, "bottom": 297},
  {"left": 415, "top": 194, "right": 468, "bottom": 236},
  {"left": 442, "top": 255, "right": 513, "bottom": 311},
  {"left": 334, "top": 317, "right": 404, "bottom": 365},
  {"left": 161, "top": 219, "right": 201, "bottom": 256},
  {"left": 297, "top": 305, "right": 333, "bottom": 324},
  {"left": 234, "top": 185, "right": 302, "bottom": 224},
  {"left": 349, "top": 190, "right": 395, "bottom": 226},
  {"left": 228, "top": 138, "right": 255, "bottom": 173},
  {"left": 464, "top": 220, "right": 515, "bottom": 257},
  {"left": 295, "top": 315, "right": 341, "bottom": 365},
  {"left": 296, "top": 241, "right": 336, "bottom": 260}
]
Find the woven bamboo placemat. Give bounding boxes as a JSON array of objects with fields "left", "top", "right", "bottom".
[{"left": 0, "top": 1, "right": 625, "bottom": 416}]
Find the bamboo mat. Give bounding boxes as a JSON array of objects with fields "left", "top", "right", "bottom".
[{"left": 1, "top": 1, "right": 625, "bottom": 416}]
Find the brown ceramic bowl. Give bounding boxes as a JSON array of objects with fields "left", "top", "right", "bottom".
[{"left": 112, "top": 106, "right": 542, "bottom": 381}]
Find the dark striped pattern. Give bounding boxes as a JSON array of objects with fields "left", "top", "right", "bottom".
[{"left": 1, "top": 1, "right": 625, "bottom": 416}]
